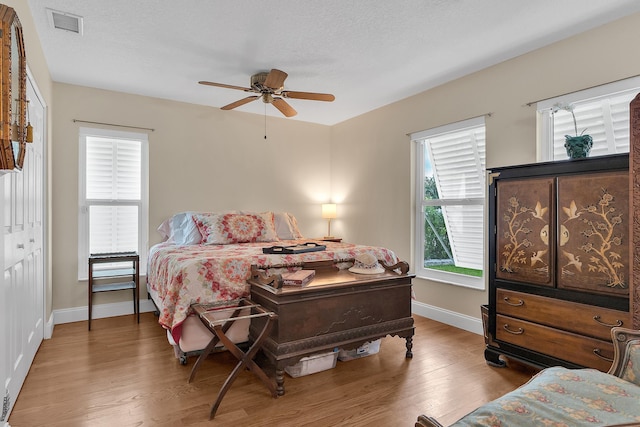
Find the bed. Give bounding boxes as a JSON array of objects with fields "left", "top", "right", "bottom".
[{"left": 146, "top": 210, "right": 402, "bottom": 363}]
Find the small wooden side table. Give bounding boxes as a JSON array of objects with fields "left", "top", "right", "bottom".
[
  {"left": 189, "top": 299, "right": 278, "bottom": 420},
  {"left": 88, "top": 252, "right": 139, "bottom": 330}
]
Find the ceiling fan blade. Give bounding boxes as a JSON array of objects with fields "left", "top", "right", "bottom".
[
  {"left": 199, "top": 81, "right": 252, "bottom": 92},
  {"left": 281, "top": 91, "right": 335, "bottom": 102},
  {"left": 221, "top": 96, "right": 260, "bottom": 110},
  {"left": 264, "top": 69, "right": 288, "bottom": 90},
  {"left": 271, "top": 98, "right": 297, "bottom": 117}
]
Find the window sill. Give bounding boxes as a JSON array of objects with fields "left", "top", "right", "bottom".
[{"left": 415, "top": 269, "right": 485, "bottom": 290}]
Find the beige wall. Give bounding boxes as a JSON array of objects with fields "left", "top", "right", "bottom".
[
  {"left": 4, "top": 1, "right": 54, "bottom": 319},
  {"left": 51, "top": 84, "right": 332, "bottom": 310},
  {"left": 331, "top": 12, "right": 640, "bottom": 318},
  {"left": 38, "top": 10, "right": 640, "bottom": 319}
]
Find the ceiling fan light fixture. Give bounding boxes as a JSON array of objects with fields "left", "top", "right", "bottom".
[{"left": 199, "top": 68, "right": 334, "bottom": 118}]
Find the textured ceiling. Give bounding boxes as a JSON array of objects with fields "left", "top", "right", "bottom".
[{"left": 26, "top": 0, "right": 640, "bottom": 125}]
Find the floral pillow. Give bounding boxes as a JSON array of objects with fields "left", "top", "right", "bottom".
[
  {"left": 287, "top": 213, "right": 304, "bottom": 239},
  {"left": 192, "top": 212, "right": 279, "bottom": 244}
]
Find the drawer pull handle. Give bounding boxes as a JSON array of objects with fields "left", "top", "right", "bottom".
[
  {"left": 503, "top": 297, "right": 524, "bottom": 307},
  {"left": 593, "top": 316, "right": 623, "bottom": 328},
  {"left": 503, "top": 324, "right": 524, "bottom": 335},
  {"left": 593, "top": 348, "right": 613, "bottom": 362}
]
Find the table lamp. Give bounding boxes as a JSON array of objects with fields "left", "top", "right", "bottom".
[{"left": 321, "top": 203, "right": 337, "bottom": 239}]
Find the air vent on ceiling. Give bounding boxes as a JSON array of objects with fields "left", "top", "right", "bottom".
[{"left": 46, "top": 8, "right": 83, "bottom": 35}]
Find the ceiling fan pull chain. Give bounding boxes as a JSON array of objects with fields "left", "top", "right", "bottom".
[{"left": 264, "top": 103, "right": 267, "bottom": 140}]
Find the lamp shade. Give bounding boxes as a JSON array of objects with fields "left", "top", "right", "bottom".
[{"left": 321, "top": 203, "right": 337, "bottom": 219}]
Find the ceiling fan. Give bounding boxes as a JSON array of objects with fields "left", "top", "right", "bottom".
[{"left": 199, "top": 69, "right": 335, "bottom": 118}]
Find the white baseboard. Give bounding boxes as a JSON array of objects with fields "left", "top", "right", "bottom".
[
  {"left": 52, "top": 299, "right": 157, "bottom": 325},
  {"left": 44, "top": 312, "right": 54, "bottom": 339},
  {"left": 412, "top": 300, "right": 483, "bottom": 335},
  {"left": 49, "top": 299, "right": 478, "bottom": 335}
]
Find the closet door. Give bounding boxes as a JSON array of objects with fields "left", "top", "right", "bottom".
[{"left": 1, "top": 71, "right": 45, "bottom": 421}]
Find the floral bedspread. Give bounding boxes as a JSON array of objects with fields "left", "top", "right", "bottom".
[
  {"left": 147, "top": 239, "right": 399, "bottom": 342},
  {"left": 451, "top": 366, "right": 640, "bottom": 426}
]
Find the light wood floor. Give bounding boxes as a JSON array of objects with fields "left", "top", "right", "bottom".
[{"left": 9, "top": 313, "right": 537, "bottom": 427}]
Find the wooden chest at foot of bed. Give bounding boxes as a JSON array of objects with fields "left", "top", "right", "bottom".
[{"left": 248, "top": 261, "right": 415, "bottom": 395}]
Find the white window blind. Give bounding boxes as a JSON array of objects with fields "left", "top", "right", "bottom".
[
  {"left": 78, "top": 127, "right": 149, "bottom": 279},
  {"left": 412, "top": 117, "right": 485, "bottom": 289},
  {"left": 537, "top": 77, "right": 640, "bottom": 161},
  {"left": 425, "top": 126, "right": 485, "bottom": 270}
]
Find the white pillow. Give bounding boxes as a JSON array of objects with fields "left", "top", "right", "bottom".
[
  {"left": 273, "top": 212, "right": 304, "bottom": 240},
  {"left": 156, "top": 212, "right": 203, "bottom": 245},
  {"left": 274, "top": 212, "right": 296, "bottom": 240},
  {"left": 157, "top": 218, "right": 172, "bottom": 240}
]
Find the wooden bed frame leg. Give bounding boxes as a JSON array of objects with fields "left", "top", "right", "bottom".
[
  {"left": 405, "top": 336, "right": 414, "bottom": 358},
  {"left": 275, "top": 368, "right": 285, "bottom": 396}
]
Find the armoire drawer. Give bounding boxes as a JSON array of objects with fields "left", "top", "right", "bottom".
[
  {"left": 496, "top": 288, "right": 628, "bottom": 341},
  {"left": 496, "top": 314, "right": 614, "bottom": 372}
]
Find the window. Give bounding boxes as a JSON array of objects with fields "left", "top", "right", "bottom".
[
  {"left": 78, "top": 127, "right": 149, "bottom": 279},
  {"left": 411, "top": 117, "right": 486, "bottom": 289},
  {"left": 537, "top": 77, "right": 640, "bottom": 161}
]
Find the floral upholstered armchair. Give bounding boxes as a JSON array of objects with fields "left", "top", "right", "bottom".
[{"left": 416, "top": 327, "right": 640, "bottom": 427}]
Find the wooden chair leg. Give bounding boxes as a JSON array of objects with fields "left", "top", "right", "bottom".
[
  {"left": 189, "top": 300, "right": 277, "bottom": 420},
  {"left": 188, "top": 334, "right": 222, "bottom": 383},
  {"left": 214, "top": 317, "right": 277, "bottom": 396},
  {"left": 188, "top": 307, "right": 244, "bottom": 383},
  {"left": 208, "top": 313, "right": 277, "bottom": 420}
]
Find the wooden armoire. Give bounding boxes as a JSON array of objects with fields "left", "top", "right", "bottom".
[{"left": 484, "top": 93, "right": 640, "bottom": 371}]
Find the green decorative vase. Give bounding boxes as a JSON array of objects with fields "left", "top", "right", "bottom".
[{"left": 564, "top": 135, "right": 593, "bottom": 159}]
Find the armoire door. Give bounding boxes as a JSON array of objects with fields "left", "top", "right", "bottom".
[{"left": 1, "top": 70, "right": 45, "bottom": 422}]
